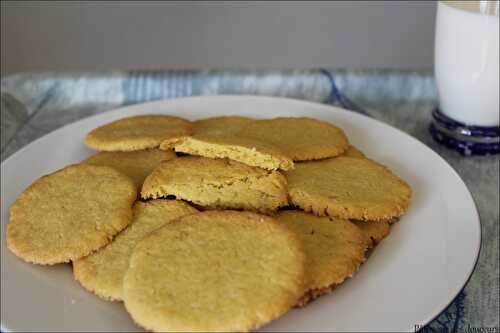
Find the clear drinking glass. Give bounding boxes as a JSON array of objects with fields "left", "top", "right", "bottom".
[{"left": 430, "top": 0, "right": 499, "bottom": 155}]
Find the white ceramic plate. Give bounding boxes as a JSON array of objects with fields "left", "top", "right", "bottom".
[{"left": 1, "top": 96, "right": 480, "bottom": 332}]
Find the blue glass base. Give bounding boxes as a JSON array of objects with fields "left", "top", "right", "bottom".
[{"left": 429, "top": 109, "right": 499, "bottom": 156}]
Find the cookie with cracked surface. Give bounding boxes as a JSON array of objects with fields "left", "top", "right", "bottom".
[
  {"left": 193, "top": 116, "right": 254, "bottom": 135},
  {"left": 81, "top": 148, "right": 176, "bottom": 190},
  {"left": 141, "top": 156, "right": 288, "bottom": 213},
  {"left": 352, "top": 220, "right": 391, "bottom": 248},
  {"left": 160, "top": 133, "right": 294, "bottom": 171},
  {"left": 276, "top": 211, "right": 367, "bottom": 306},
  {"left": 6, "top": 164, "right": 136, "bottom": 265},
  {"left": 85, "top": 115, "right": 192, "bottom": 151},
  {"left": 73, "top": 200, "right": 197, "bottom": 301},
  {"left": 123, "top": 210, "right": 305, "bottom": 332},
  {"left": 286, "top": 157, "right": 411, "bottom": 221},
  {"left": 239, "top": 117, "right": 349, "bottom": 161}
]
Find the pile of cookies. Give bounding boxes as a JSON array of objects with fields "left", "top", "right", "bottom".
[{"left": 6, "top": 114, "right": 411, "bottom": 332}]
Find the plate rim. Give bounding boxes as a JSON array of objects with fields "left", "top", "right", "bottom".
[{"left": 0, "top": 94, "right": 482, "bottom": 332}]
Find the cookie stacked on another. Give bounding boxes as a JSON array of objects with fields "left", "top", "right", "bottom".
[
  {"left": 276, "top": 211, "right": 368, "bottom": 306},
  {"left": 7, "top": 164, "right": 137, "bottom": 265},
  {"left": 141, "top": 156, "right": 288, "bottom": 213},
  {"left": 81, "top": 148, "right": 176, "bottom": 191},
  {"left": 85, "top": 115, "right": 193, "bottom": 151},
  {"left": 285, "top": 156, "right": 412, "bottom": 221},
  {"left": 73, "top": 200, "right": 198, "bottom": 301},
  {"left": 123, "top": 211, "right": 306, "bottom": 332},
  {"left": 161, "top": 116, "right": 350, "bottom": 170}
]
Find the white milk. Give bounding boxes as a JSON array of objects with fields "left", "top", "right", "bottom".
[{"left": 435, "top": 0, "right": 499, "bottom": 126}]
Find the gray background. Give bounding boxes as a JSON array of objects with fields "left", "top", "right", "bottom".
[{"left": 1, "top": 1, "right": 437, "bottom": 75}]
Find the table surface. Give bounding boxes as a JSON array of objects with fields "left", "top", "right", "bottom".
[{"left": 1, "top": 69, "right": 498, "bottom": 332}]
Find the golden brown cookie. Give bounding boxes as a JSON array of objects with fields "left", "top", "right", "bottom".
[
  {"left": 85, "top": 115, "right": 192, "bottom": 151},
  {"left": 81, "top": 149, "right": 175, "bottom": 190},
  {"left": 193, "top": 116, "right": 254, "bottom": 135},
  {"left": 286, "top": 157, "right": 412, "bottom": 221},
  {"left": 239, "top": 117, "right": 349, "bottom": 161},
  {"left": 276, "top": 211, "right": 367, "bottom": 306},
  {"left": 141, "top": 156, "right": 288, "bottom": 213},
  {"left": 73, "top": 200, "right": 197, "bottom": 301},
  {"left": 7, "top": 164, "right": 136, "bottom": 265},
  {"left": 341, "top": 145, "right": 366, "bottom": 159},
  {"left": 352, "top": 220, "right": 391, "bottom": 248},
  {"left": 160, "top": 133, "right": 294, "bottom": 171},
  {"left": 123, "top": 211, "right": 305, "bottom": 332}
]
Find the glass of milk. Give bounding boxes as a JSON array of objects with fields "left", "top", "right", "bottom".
[{"left": 431, "top": 0, "right": 499, "bottom": 155}]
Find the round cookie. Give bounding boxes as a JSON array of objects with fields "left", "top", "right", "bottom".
[
  {"left": 7, "top": 164, "right": 136, "bottom": 265},
  {"left": 141, "top": 156, "right": 289, "bottom": 213},
  {"left": 239, "top": 117, "right": 349, "bottom": 161},
  {"left": 81, "top": 148, "right": 176, "bottom": 190},
  {"left": 276, "top": 211, "right": 367, "bottom": 306},
  {"left": 123, "top": 211, "right": 305, "bottom": 332},
  {"left": 352, "top": 220, "right": 391, "bottom": 248},
  {"left": 193, "top": 116, "right": 254, "bottom": 135},
  {"left": 286, "top": 157, "right": 412, "bottom": 221},
  {"left": 73, "top": 200, "right": 197, "bottom": 301},
  {"left": 85, "top": 115, "right": 192, "bottom": 151},
  {"left": 341, "top": 145, "right": 366, "bottom": 159}
]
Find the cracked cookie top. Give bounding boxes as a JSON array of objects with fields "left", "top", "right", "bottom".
[{"left": 141, "top": 156, "right": 288, "bottom": 213}]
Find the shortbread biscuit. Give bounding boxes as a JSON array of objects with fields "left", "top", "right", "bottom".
[
  {"left": 123, "top": 211, "right": 305, "bottom": 332},
  {"left": 193, "top": 116, "right": 254, "bottom": 135},
  {"left": 286, "top": 157, "right": 411, "bottom": 221},
  {"left": 240, "top": 117, "right": 349, "bottom": 161},
  {"left": 160, "top": 133, "right": 294, "bottom": 171},
  {"left": 276, "top": 211, "right": 367, "bottom": 306},
  {"left": 342, "top": 145, "right": 366, "bottom": 159},
  {"left": 141, "top": 156, "right": 288, "bottom": 213},
  {"left": 85, "top": 115, "right": 192, "bottom": 151},
  {"left": 82, "top": 149, "right": 175, "bottom": 190},
  {"left": 7, "top": 164, "right": 136, "bottom": 265},
  {"left": 73, "top": 200, "right": 197, "bottom": 301},
  {"left": 352, "top": 220, "right": 391, "bottom": 248}
]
